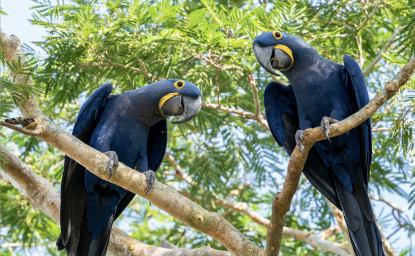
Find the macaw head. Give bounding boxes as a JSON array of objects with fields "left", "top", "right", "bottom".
[
  {"left": 253, "top": 31, "right": 319, "bottom": 76},
  {"left": 139, "top": 79, "right": 203, "bottom": 124}
]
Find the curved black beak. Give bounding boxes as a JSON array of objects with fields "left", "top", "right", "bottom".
[
  {"left": 253, "top": 43, "right": 293, "bottom": 76},
  {"left": 253, "top": 43, "right": 279, "bottom": 76},
  {"left": 172, "top": 95, "right": 202, "bottom": 124}
]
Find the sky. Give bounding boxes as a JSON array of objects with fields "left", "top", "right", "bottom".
[{"left": 1, "top": 0, "right": 414, "bottom": 254}]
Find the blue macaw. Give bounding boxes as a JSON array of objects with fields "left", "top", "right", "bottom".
[
  {"left": 56, "top": 79, "right": 203, "bottom": 256},
  {"left": 253, "top": 31, "right": 384, "bottom": 256}
]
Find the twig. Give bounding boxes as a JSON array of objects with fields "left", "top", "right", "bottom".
[
  {"left": 164, "top": 152, "right": 196, "bottom": 186},
  {"left": 356, "top": 2, "right": 380, "bottom": 32},
  {"left": 203, "top": 102, "right": 270, "bottom": 132},
  {"left": 215, "top": 68, "right": 221, "bottom": 106},
  {"left": 374, "top": 216, "right": 399, "bottom": 256},
  {"left": 371, "top": 127, "right": 391, "bottom": 132},
  {"left": 248, "top": 74, "right": 261, "bottom": 117},
  {"left": 363, "top": 26, "right": 405, "bottom": 76},
  {"left": 194, "top": 54, "right": 244, "bottom": 76},
  {"left": 371, "top": 102, "right": 393, "bottom": 127},
  {"left": 82, "top": 42, "right": 151, "bottom": 78},
  {"left": 356, "top": 36, "right": 365, "bottom": 69},
  {"left": 369, "top": 196, "right": 404, "bottom": 213},
  {"left": 0, "top": 120, "right": 43, "bottom": 136}
]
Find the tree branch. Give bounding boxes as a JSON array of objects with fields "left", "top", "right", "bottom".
[
  {"left": 356, "top": 2, "right": 380, "bottom": 33},
  {"left": 264, "top": 52, "right": 415, "bottom": 253},
  {"left": 248, "top": 74, "right": 261, "bottom": 117},
  {"left": 0, "top": 120, "right": 43, "bottom": 135},
  {"left": 203, "top": 102, "right": 270, "bottom": 132},
  {"left": 265, "top": 193, "right": 282, "bottom": 255},
  {"left": 370, "top": 195, "right": 404, "bottom": 213},
  {"left": 363, "top": 26, "right": 405, "bottom": 76},
  {"left": 329, "top": 202, "right": 355, "bottom": 256},
  {"left": 0, "top": 31, "right": 259, "bottom": 256}
]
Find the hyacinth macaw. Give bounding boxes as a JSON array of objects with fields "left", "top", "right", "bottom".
[
  {"left": 253, "top": 31, "right": 384, "bottom": 256},
  {"left": 56, "top": 79, "right": 203, "bottom": 256}
]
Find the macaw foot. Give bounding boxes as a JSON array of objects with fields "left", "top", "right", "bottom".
[
  {"left": 320, "top": 116, "right": 339, "bottom": 142},
  {"left": 144, "top": 170, "right": 156, "bottom": 195},
  {"left": 104, "top": 151, "right": 118, "bottom": 180},
  {"left": 5, "top": 117, "right": 34, "bottom": 126},
  {"left": 295, "top": 130, "right": 306, "bottom": 157}
]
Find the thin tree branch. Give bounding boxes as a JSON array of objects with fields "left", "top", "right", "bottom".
[
  {"left": 320, "top": 226, "right": 341, "bottom": 239},
  {"left": 203, "top": 102, "right": 270, "bottom": 132},
  {"left": 0, "top": 120, "right": 43, "bottom": 135},
  {"left": 374, "top": 216, "right": 399, "bottom": 256},
  {"left": 356, "top": 36, "right": 365, "bottom": 69},
  {"left": 370, "top": 195, "right": 404, "bottom": 213},
  {"left": 248, "top": 74, "right": 261, "bottom": 117},
  {"left": 371, "top": 127, "right": 391, "bottom": 132},
  {"left": 363, "top": 26, "right": 405, "bottom": 76},
  {"left": 356, "top": 2, "right": 380, "bottom": 32},
  {"left": 215, "top": 68, "right": 221, "bottom": 106},
  {"left": 265, "top": 193, "right": 282, "bottom": 255},
  {"left": 82, "top": 41, "right": 151, "bottom": 78},
  {"left": 0, "top": 144, "right": 230, "bottom": 256},
  {"left": 164, "top": 152, "right": 196, "bottom": 186},
  {"left": 194, "top": 54, "right": 244, "bottom": 76}
]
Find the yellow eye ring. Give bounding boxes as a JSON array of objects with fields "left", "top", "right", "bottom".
[
  {"left": 273, "top": 31, "right": 283, "bottom": 40},
  {"left": 174, "top": 80, "right": 185, "bottom": 89}
]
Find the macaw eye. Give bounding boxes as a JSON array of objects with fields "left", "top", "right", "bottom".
[
  {"left": 273, "top": 31, "right": 282, "bottom": 40},
  {"left": 174, "top": 80, "right": 185, "bottom": 89}
]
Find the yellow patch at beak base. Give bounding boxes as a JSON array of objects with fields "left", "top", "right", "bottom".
[
  {"left": 159, "top": 93, "right": 180, "bottom": 116},
  {"left": 274, "top": 44, "right": 294, "bottom": 71}
]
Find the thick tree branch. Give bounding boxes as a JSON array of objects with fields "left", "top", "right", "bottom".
[
  {"left": 363, "top": 26, "right": 405, "bottom": 76},
  {"left": 0, "top": 31, "right": 259, "bottom": 256},
  {"left": 0, "top": 144, "right": 230, "bottom": 256},
  {"left": 265, "top": 53, "right": 415, "bottom": 253}
]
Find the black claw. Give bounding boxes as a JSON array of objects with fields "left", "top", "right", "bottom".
[
  {"left": 321, "top": 117, "right": 339, "bottom": 143},
  {"left": 107, "top": 168, "right": 113, "bottom": 180},
  {"left": 145, "top": 184, "right": 153, "bottom": 196},
  {"left": 104, "top": 151, "right": 118, "bottom": 180},
  {"left": 295, "top": 130, "right": 306, "bottom": 157},
  {"left": 144, "top": 170, "right": 156, "bottom": 195}
]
